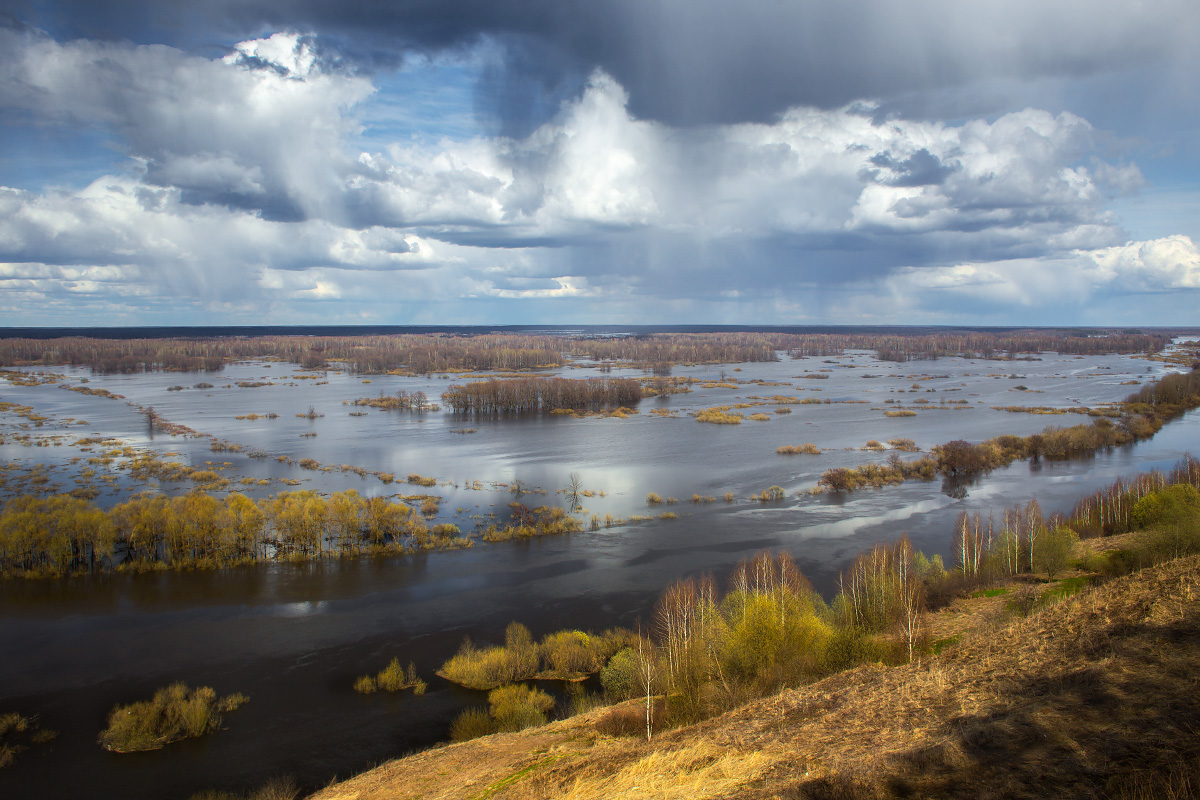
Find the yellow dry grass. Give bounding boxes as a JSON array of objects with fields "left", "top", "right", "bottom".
[{"left": 560, "top": 740, "right": 769, "bottom": 800}]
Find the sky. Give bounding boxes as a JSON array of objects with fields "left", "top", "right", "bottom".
[{"left": 1, "top": 0, "right": 1199, "bottom": 327}]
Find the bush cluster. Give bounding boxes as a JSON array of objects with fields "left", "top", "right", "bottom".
[
  {"left": 449, "top": 684, "right": 557, "bottom": 742},
  {"left": 354, "top": 658, "right": 427, "bottom": 695},
  {"left": 439, "top": 623, "right": 633, "bottom": 690},
  {"left": 98, "top": 683, "right": 247, "bottom": 752}
]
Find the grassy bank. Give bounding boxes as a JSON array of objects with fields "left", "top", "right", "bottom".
[{"left": 309, "top": 516, "right": 1200, "bottom": 800}]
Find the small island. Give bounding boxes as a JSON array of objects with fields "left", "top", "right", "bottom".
[{"left": 98, "top": 683, "right": 248, "bottom": 753}]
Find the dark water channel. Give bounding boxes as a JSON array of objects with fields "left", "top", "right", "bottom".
[{"left": 2, "top": 348, "right": 1199, "bottom": 799}]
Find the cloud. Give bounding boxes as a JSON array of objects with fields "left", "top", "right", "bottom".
[
  {"left": 0, "top": 25, "right": 373, "bottom": 222},
  {"left": 11, "top": 0, "right": 1197, "bottom": 127},
  {"left": 881, "top": 235, "right": 1200, "bottom": 320},
  {"left": 1087, "top": 235, "right": 1200, "bottom": 290},
  {"left": 0, "top": 22, "right": 1194, "bottom": 325}
]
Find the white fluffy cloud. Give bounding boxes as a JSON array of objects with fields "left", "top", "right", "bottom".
[
  {"left": 0, "top": 27, "right": 372, "bottom": 222},
  {"left": 881, "top": 235, "right": 1200, "bottom": 319},
  {"left": 0, "top": 26, "right": 1196, "bottom": 324},
  {"left": 1088, "top": 235, "right": 1200, "bottom": 290}
]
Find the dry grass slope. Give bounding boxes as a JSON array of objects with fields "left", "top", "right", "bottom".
[{"left": 310, "top": 551, "right": 1200, "bottom": 800}]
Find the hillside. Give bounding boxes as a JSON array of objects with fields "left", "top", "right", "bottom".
[{"left": 311, "top": 546, "right": 1200, "bottom": 800}]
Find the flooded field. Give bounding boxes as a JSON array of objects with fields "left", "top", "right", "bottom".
[{"left": 2, "top": 342, "right": 1198, "bottom": 799}]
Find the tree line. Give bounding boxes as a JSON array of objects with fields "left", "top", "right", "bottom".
[
  {"left": 772, "top": 330, "right": 1171, "bottom": 361},
  {"left": 3, "top": 329, "right": 1170, "bottom": 376},
  {"left": 441, "top": 377, "right": 643, "bottom": 414},
  {"left": 0, "top": 334, "right": 565, "bottom": 374},
  {"left": 0, "top": 489, "right": 466, "bottom": 577},
  {"left": 820, "top": 368, "right": 1200, "bottom": 493}
]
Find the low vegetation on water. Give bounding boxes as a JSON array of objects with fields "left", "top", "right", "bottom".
[
  {"left": 694, "top": 406, "right": 743, "bottom": 424},
  {"left": 479, "top": 504, "right": 582, "bottom": 542},
  {"left": 98, "top": 683, "right": 248, "bottom": 752},
  {"left": 354, "top": 658, "right": 426, "bottom": 695},
  {"left": 820, "top": 368, "right": 1200, "bottom": 494},
  {"left": 819, "top": 454, "right": 940, "bottom": 491},
  {"left": 349, "top": 390, "right": 437, "bottom": 412},
  {"left": 438, "top": 622, "right": 636, "bottom": 690},
  {"left": 0, "top": 712, "right": 56, "bottom": 767}
]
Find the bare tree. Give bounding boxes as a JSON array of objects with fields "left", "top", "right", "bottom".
[
  {"left": 895, "top": 535, "right": 923, "bottom": 662},
  {"left": 1024, "top": 499, "right": 1043, "bottom": 574},
  {"left": 636, "top": 625, "right": 657, "bottom": 741},
  {"left": 564, "top": 472, "right": 583, "bottom": 512}
]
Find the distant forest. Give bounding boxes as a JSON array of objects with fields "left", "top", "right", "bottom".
[{"left": 0, "top": 328, "right": 1180, "bottom": 374}]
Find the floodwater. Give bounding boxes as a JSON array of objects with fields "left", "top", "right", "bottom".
[{"left": 2, "top": 346, "right": 1199, "bottom": 799}]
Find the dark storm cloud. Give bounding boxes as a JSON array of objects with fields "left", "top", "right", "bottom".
[
  {"left": 865, "top": 150, "right": 955, "bottom": 188},
  {"left": 6, "top": 0, "right": 1195, "bottom": 127}
]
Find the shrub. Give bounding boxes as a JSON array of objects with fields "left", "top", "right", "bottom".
[
  {"left": 0, "top": 712, "right": 55, "bottom": 768},
  {"left": 1139, "top": 521, "right": 1200, "bottom": 566},
  {"left": 1036, "top": 526, "right": 1078, "bottom": 580},
  {"left": 600, "top": 648, "right": 639, "bottom": 700},
  {"left": 488, "top": 684, "right": 555, "bottom": 732},
  {"left": 819, "top": 628, "right": 891, "bottom": 674},
  {"left": 376, "top": 658, "right": 408, "bottom": 692},
  {"left": 439, "top": 623, "right": 538, "bottom": 690},
  {"left": 595, "top": 705, "right": 636, "bottom": 738},
  {"left": 1005, "top": 585, "right": 1039, "bottom": 618},
  {"left": 777, "top": 443, "right": 820, "bottom": 455},
  {"left": 252, "top": 776, "right": 299, "bottom": 800},
  {"left": 449, "top": 708, "right": 493, "bottom": 742},
  {"left": 540, "top": 630, "right": 627, "bottom": 677},
  {"left": 98, "top": 683, "right": 247, "bottom": 752},
  {"left": 353, "top": 675, "right": 377, "bottom": 694},
  {"left": 646, "top": 493, "right": 663, "bottom": 505},
  {"left": 595, "top": 697, "right": 667, "bottom": 738},
  {"left": 565, "top": 684, "right": 606, "bottom": 716},
  {"left": 695, "top": 407, "right": 743, "bottom": 424},
  {"left": 1131, "top": 484, "right": 1200, "bottom": 530}
]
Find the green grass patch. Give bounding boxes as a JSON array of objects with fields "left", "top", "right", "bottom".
[
  {"left": 1040, "top": 575, "right": 1094, "bottom": 604},
  {"left": 929, "top": 635, "right": 960, "bottom": 655},
  {"left": 472, "top": 755, "right": 565, "bottom": 800},
  {"left": 970, "top": 587, "right": 1012, "bottom": 598}
]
